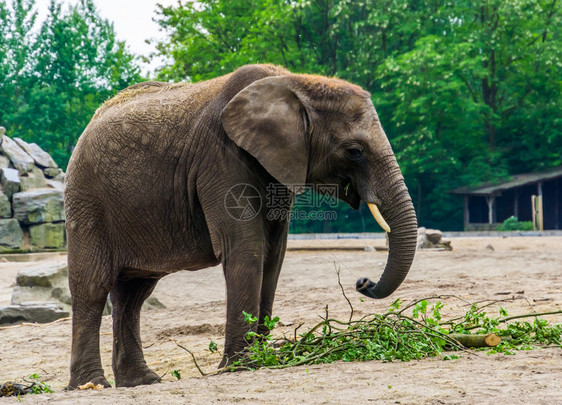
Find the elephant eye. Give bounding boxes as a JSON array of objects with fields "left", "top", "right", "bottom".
[{"left": 347, "top": 148, "right": 363, "bottom": 160}]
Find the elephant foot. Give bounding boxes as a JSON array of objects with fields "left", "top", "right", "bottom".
[
  {"left": 115, "top": 368, "right": 160, "bottom": 387},
  {"left": 218, "top": 349, "right": 252, "bottom": 370},
  {"left": 67, "top": 373, "right": 111, "bottom": 390}
]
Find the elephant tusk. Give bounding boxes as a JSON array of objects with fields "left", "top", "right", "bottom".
[{"left": 368, "top": 203, "right": 391, "bottom": 233}]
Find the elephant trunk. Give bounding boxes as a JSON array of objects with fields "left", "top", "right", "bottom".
[{"left": 356, "top": 160, "right": 418, "bottom": 299}]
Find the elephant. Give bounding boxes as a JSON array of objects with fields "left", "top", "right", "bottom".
[{"left": 65, "top": 64, "right": 418, "bottom": 389}]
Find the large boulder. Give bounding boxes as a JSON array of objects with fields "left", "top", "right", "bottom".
[
  {"left": 0, "top": 135, "right": 34, "bottom": 174},
  {"left": 12, "top": 189, "right": 65, "bottom": 225},
  {"left": 1, "top": 167, "right": 21, "bottom": 200},
  {"left": 29, "top": 223, "right": 66, "bottom": 248},
  {"left": 0, "top": 304, "right": 70, "bottom": 325},
  {"left": 417, "top": 227, "right": 452, "bottom": 250},
  {"left": 0, "top": 154, "right": 10, "bottom": 168},
  {"left": 0, "top": 262, "right": 166, "bottom": 325},
  {"left": 0, "top": 218, "right": 24, "bottom": 249},
  {"left": 19, "top": 166, "right": 48, "bottom": 191},
  {"left": 14, "top": 137, "right": 58, "bottom": 168},
  {"left": 0, "top": 191, "right": 11, "bottom": 218}
]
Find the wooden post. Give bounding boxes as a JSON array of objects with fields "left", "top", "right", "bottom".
[
  {"left": 554, "top": 178, "right": 560, "bottom": 229},
  {"left": 532, "top": 195, "right": 544, "bottom": 231},
  {"left": 485, "top": 195, "right": 495, "bottom": 225},
  {"left": 513, "top": 190, "right": 519, "bottom": 219},
  {"left": 463, "top": 195, "right": 470, "bottom": 230}
]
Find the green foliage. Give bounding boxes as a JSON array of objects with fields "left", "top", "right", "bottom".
[
  {"left": 27, "top": 373, "right": 54, "bottom": 394},
  {"left": 155, "top": 0, "right": 562, "bottom": 231},
  {"left": 208, "top": 340, "right": 219, "bottom": 354},
  {"left": 496, "top": 216, "right": 534, "bottom": 231},
  {"left": 170, "top": 370, "right": 181, "bottom": 380},
  {"left": 218, "top": 300, "right": 561, "bottom": 371},
  {"left": 0, "top": 0, "right": 142, "bottom": 169}
]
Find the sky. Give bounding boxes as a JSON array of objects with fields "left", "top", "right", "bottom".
[{"left": 36, "top": 0, "right": 178, "bottom": 75}]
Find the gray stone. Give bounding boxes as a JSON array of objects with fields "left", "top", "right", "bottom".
[
  {"left": 20, "top": 165, "right": 48, "bottom": 191},
  {"left": 0, "top": 135, "right": 35, "bottom": 174},
  {"left": 104, "top": 295, "right": 166, "bottom": 314},
  {"left": 417, "top": 227, "right": 430, "bottom": 249},
  {"left": 46, "top": 179, "right": 65, "bottom": 192},
  {"left": 1, "top": 167, "right": 21, "bottom": 200},
  {"left": 29, "top": 223, "right": 66, "bottom": 248},
  {"left": 426, "top": 229, "right": 443, "bottom": 244},
  {"left": 44, "top": 167, "right": 62, "bottom": 178},
  {"left": 15, "top": 262, "right": 68, "bottom": 288},
  {"left": 53, "top": 171, "right": 65, "bottom": 183},
  {"left": 363, "top": 245, "right": 376, "bottom": 252},
  {"left": 14, "top": 138, "right": 58, "bottom": 168},
  {"left": 10, "top": 263, "right": 71, "bottom": 321},
  {"left": 0, "top": 304, "right": 69, "bottom": 325},
  {"left": 13, "top": 189, "right": 65, "bottom": 224},
  {"left": 0, "top": 191, "right": 11, "bottom": 218},
  {"left": 0, "top": 218, "right": 24, "bottom": 249},
  {"left": 144, "top": 296, "right": 166, "bottom": 310},
  {"left": 0, "top": 154, "right": 10, "bottom": 168}
]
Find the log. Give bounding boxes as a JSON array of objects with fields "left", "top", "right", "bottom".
[{"left": 449, "top": 333, "right": 501, "bottom": 348}]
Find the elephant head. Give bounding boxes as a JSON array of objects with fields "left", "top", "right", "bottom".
[{"left": 221, "top": 74, "right": 418, "bottom": 299}]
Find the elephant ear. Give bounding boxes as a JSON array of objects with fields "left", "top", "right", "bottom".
[{"left": 221, "top": 76, "right": 309, "bottom": 192}]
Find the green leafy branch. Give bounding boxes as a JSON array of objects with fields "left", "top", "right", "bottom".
[{"left": 178, "top": 297, "right": 561, "bottom": 375}]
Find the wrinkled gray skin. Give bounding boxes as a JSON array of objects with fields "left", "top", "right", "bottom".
[{"left": 65, "top": 64, "right": 417, "bottom": 389}]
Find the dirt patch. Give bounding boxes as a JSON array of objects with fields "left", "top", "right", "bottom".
[
  {"left": 157, "top": 323, "right": 225, "bottom": 341},
  {"left": 0, "top": 236, "right": 561, "bottom": 404}
]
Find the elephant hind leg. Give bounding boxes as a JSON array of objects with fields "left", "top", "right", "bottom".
[
  {"left": 111, "top": 276, "right": 160, "bottom": 387},
  {"left": 67, "top": 261, "right": 114, "bottom": 390}
]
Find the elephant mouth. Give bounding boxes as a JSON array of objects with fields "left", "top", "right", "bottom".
[{"left": 340, "top": 181, "right": 361, "bottom": 210}]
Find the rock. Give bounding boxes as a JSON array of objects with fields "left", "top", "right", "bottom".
[
  {"left": 0, "top": 218, "right": 24, "bottom": 249},
  {"left": 29, "top": 223, "right": 66, "bottom": 248},
  {"left": 12, "top": 189, "right": 65, "bottom": 225},
  {"left": 104, "top": 295, "right": 166, "bottom": 314},
  {"left": 1, "top": 167, "right": 21, "bottom": 200},
  {"left": 417, "top": 227, "right": 431, "bottom": 249},
  {"left": 0, "top": 154, "right": 10, "bottom": 168},
  {"left": 486, "top": 244, "right": 495, "bottom": 251},
  {"left": 0, "top": 191, "right": 11, "bottom": 218},
  {"left": 417, "top": 227, "right": 452, "bottom": 250},
  {"left": 0, "top": 304, "right": 69, "bottom": 325},
  {"left": 15, "top": 262, "right": 69, "bottom": 288},
  {"left": 144, "top": 296, "right": 166, "bottom": 310},
  {"left": 43, "top": 167, "right": 62, "bottom": 178},
  {"left": 14, "top": 138, "right": 57, "bottom": 168},
  {"left": 46, "top": 179, "right": 65, "bottom": 192},
  {"left": 364, "top": 245, "right": 376, "bottom": 252},
  {"left": 11, "top": 263, "right": 72, "bottom": 316},
  {"left": 425, "top": 229, "right": 443, "bottom": 245},
  {"left": 0, "top": 136, "right": 35, "bottom": 174},
  {"left": 19, "top": 166, "right": 48, "bottom": 191},
  {"left": 53, "top": 171, "right": 65, "bottom": 183}
]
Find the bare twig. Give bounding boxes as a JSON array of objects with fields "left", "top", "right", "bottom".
[
  {"left": 176, "top": 343, "right": 209, "bottom": 376},
  {"left": 334, "top": 262, "right": 354, "bottom": 323}
]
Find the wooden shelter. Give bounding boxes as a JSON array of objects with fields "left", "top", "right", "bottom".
[{"left": 451, "top": 166, "right": 562, "bottom": 231}]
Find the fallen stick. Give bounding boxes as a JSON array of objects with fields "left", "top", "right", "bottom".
[{"left": 449, "top": 333, "right": 501, "bottom": 348}]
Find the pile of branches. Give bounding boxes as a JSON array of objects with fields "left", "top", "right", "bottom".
[{"left": 180, "top": 292, "right": 561, "bottom": 374}]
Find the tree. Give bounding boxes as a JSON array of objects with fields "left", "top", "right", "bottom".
[
  {"left": 113, "top": 1, "right": 562, "bottom": 230},
  {"left": 0, "top": 0, "right": 142, "bottom": 168}
]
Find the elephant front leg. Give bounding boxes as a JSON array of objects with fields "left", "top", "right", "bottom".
[{"left": 219, "top": 248, "right": 264, "bottom": 368}]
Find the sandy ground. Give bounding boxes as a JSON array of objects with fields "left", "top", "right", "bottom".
[{"left": 0, "top": 236, "right": 561, "bottom": 404}]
